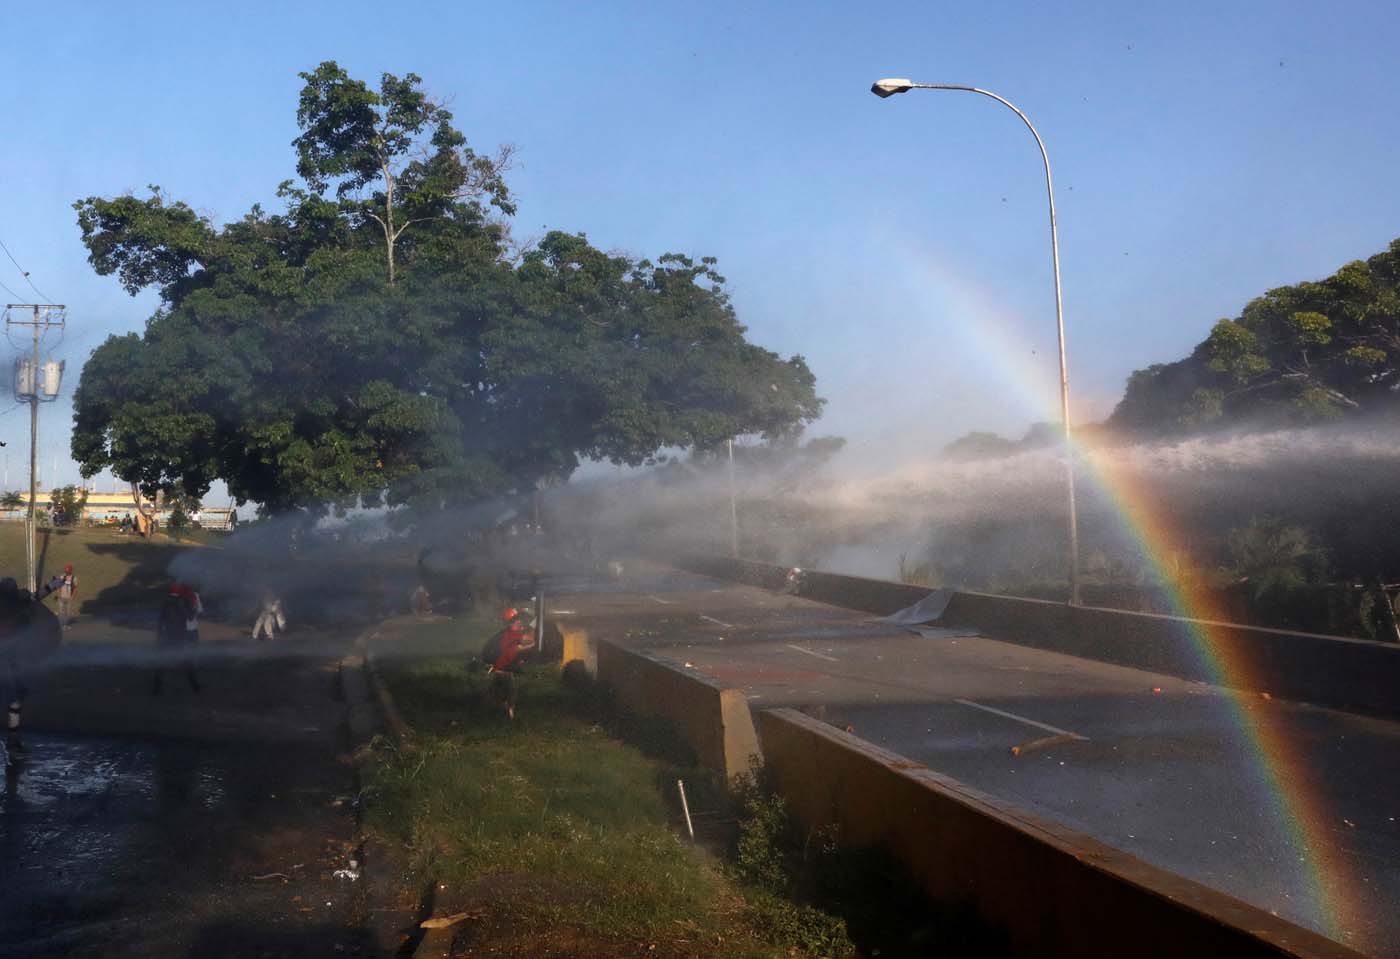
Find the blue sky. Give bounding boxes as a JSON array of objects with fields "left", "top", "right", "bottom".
[{"left": 2, "top": 0, "right": 1398, "bottom": 495}]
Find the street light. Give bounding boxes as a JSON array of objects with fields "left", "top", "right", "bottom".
[
  {"left": 870, "top": 78, "right": 1081, "bottom": 605},
  {"left": 726, "top": 438, "right": 739, "bottom": 559}
]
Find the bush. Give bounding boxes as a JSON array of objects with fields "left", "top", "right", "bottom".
[
  {"left": 167, "top": 504, "right": 189, "bottom": 539},
  {"left": 733, "top": 772, "right": 792, "bottom": 891},
  {"left": 47, "top": 485, "right": 88, "bottom": 527}
]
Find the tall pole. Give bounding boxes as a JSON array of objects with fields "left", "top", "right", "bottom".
[
  {"left": 27, "top": 308, "right": 40, "bottom": 595},
  {"left": 871, "top": 81, "right": 1080, "bottom": 604},
  {"left": 6, "top": 304, "right": 65, "bottom": 595},
  {"left": 726, "top": 439, "right": 739, "bottom": 558}
]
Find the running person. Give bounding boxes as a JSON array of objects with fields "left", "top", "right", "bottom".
[{"left": 486, "top": 607, "right": 534, "bottom": 720}]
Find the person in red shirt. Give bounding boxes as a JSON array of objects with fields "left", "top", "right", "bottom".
[
  {"left": 488, "top": 606, "right": 534, "bottom": 719},
  {"left": 153, "top": 582, "right": 203, "bottom": 695}
]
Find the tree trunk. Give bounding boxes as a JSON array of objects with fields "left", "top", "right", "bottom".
[{"left": 382, "top": 158, "right": 397, "bottom": 286}]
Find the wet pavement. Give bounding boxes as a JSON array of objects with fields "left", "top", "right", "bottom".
[
  {"left": 0, "top": 622, "right": 373, "bottom": 958},
  {"left": 559, "top": 565, "right": 1400, "bottom": 958}
]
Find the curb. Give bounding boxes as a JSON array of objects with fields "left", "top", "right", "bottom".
[
  {"left": 340, "top": 630, "right": 384, "bottom": 751},
  {"left": 355, "top": 629, "right": 413, "bottom": 744},
  {"left": 339, "top": 622, "right": 452, "bottom": 957},
  {"left": 339, "top": 626, "right": 416, "bottom": 956}
]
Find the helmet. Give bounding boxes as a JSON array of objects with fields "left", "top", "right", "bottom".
[
  {"left": 501, "top": 607, "right": 519, "bottom": 622},
  {"left": 64, "top": 565, "right": 73, "bottom": 573}
]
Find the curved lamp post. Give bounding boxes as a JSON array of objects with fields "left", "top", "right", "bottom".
[{"left": 871, "top": 78, "right": 1081, "bottom": 605}]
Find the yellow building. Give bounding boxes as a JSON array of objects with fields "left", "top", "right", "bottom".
[{"left": 0, "top": 489, "right": 236, "bottom": 530}]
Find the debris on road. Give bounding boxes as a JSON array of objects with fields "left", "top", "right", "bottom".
[
  {"left": 420, "top": 910, "right": 484, "bottom": 929},
  {"left": 1010, "top": 732, "right": 1080, "bottom": 757}
]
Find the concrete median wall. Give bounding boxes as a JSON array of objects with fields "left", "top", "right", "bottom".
[
  {"left": 760, "top": 708, "right": 1359, "bottom": 959},
  {"left": 595, "top": 639, "right": 760, "bottom": 781},
  {"left": 938, "top": 591, "right": 1400, "bottom": 719},
  {"left": 673, "top": 555, "right": 1400, "bottom": 720}
]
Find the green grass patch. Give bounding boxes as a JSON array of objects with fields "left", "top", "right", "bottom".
[{"left": 364, "top": 619, "right": 844, "bottom": 957}]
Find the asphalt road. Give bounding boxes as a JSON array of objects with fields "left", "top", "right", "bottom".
[
  {"left": 0, "top": 621, "right": 375, "bottom": 958},
  {"left": 554, "top": 565, "right": 1400, "bottom": 958}
]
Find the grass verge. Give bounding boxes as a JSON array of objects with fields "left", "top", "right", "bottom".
[{"left": 364, "top": 617, "right": 844, "bottom": 958}]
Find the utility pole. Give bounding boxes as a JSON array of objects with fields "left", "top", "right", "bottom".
[{"left": 5, "top": 304, "right": 65, "bottom": 595}]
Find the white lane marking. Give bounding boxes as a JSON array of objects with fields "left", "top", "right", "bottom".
[
  {"left": 785, "top": 643, "right": 839, "bottom": 663},
  {"left": 647, "top": 595, "right": 675, "bottom": 605},
  {"left": 699, "top": 614, "right": 734, "bottom": 629},
  {"left": 954, "top": 699, "right": 1086, "bottom": 739}
]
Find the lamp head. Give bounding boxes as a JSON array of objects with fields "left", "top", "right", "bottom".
[{"left": 871, "top": 78, "right": 915, "bottom": 98}]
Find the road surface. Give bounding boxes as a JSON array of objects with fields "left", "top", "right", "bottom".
[
  {"left": 0, "top": 619, "right": 376, "bottom": 958},
  {"left": 554, "top": 565, "right": 1400, "bottom": 957}
]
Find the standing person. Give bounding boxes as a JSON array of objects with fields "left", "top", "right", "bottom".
[
  {"left": 57, "top": 565, "right": 77, "bottom": 629},
  {"left": 484, "top": 606, "right": 534, "bottom": 720},
  {"left": 409, "top": 584, "right": 431, "bottom": 618},
  {"left": 153, "top": 582, "right": 202, "bottom": 695},
  {"left": 252, "top": 589, "right": 285, "bottom": 641}
]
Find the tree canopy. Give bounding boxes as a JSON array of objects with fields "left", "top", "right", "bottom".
[
  {"left": 1109, "top": 239, "right": 1400, "bottom": 434},
  {"left": 72, "top": 62, "right": 822, "bottom": 513}
]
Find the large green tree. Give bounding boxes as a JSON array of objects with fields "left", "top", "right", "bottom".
[
  {"left": 72, "top": 63, "right": 821, "bottom": 513},
  {"left": 1110, "top": 239, "right": 1400, "bottom": 433}
]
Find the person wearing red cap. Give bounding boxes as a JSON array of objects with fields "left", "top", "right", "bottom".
[
  {"left": 57, "top": 564, "right": 77, "bottom": 629},
  {"left": 153, "top": 582, "right": 203, "bottom": 695},
  {"left": 485, "top": 606, "right": 534, "bottom": 720}
]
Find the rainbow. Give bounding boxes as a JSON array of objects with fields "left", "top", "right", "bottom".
[
  {"left": 891, "top": 243, "right": 1367, "bottom": 947},
  {"left": 1089, "top": 456, "right": 1363, "bottom": 945}
]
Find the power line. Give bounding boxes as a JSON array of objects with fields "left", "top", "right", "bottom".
[
  {"left": 0, "top": 235, "right": 54, "bottom": 304},
  {"left": 0, "top": 276, "right": 22, "bottom": 302}
]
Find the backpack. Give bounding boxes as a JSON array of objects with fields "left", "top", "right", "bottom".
[{"left": 479, "top": 628, "right": 505, "bottom": 666}]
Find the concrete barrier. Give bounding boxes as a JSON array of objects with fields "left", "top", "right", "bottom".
[
  {"left": 557, "top": 622, "right": 595, "bottom": 675},
  {"left": 938, "top": 591, "right": 1400, "bottom": 720},
  {"left": 759, "top": 708, "right": 1359, "bottom": 959},
  {"left": 595, "top": 639, "right": 760, "bottom": 781},
  {"left": 673, "top": 555, "right": 1400, "bottom": 721}
]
